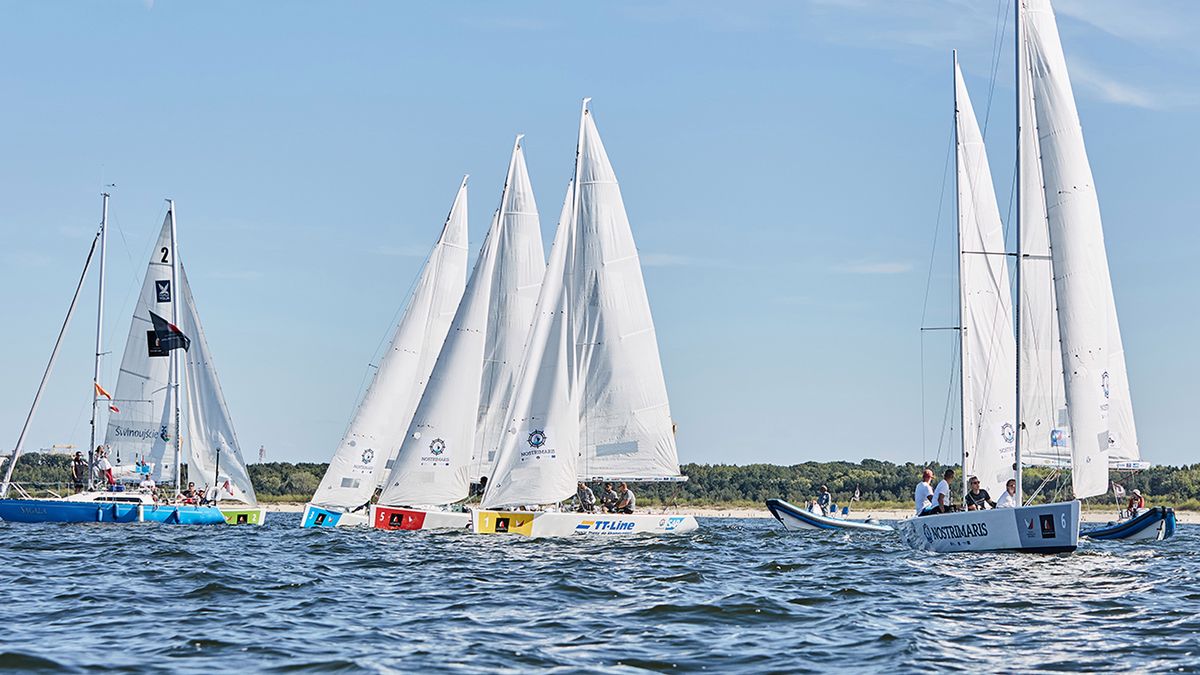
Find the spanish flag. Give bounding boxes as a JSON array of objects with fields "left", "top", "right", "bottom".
[{"left": 94, "top": 382, "right": 119, "bottom": 413}]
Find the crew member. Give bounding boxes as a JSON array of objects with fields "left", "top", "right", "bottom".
[
  {"left": 576, "top": 482, "right": 596, "bottom": 513},
  {"left": 930, "top": 469, "right": 955, "bottom": 514},
  {"left": 815, "top": 485, "right": 832, "bottom": 516},
  {"left": 914, "top": 469, "right": 935, "bottom": 515},
  {"left": 70, "top": 451, "right": 88, "bottom": 493},
  {"left": 1127, "top": 489, "right": 1146, "bottom": 515},
  {"left": 615, "top": 482, "right": 636, "bottom": 514},
  {"left": 963, "top": 476, "right": 995, "bottom": 510},
  {"left": 600, "top": 483, "right": 619, "bottom": 513},
  {"left": 996, "top": 479, "right": 1018, "bottom": 508}
]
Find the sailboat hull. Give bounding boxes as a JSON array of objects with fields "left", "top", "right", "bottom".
[
  {"left": 370, "top": 505, "right": 470, "bottom": 531},
  {"left": 299, "top": 503, "right": 369, "bottom": 528},
  {"left": 897, "top": 500, "right": 1079, "bottom": 553},
  {"left": 218, "top": 505, "right": 267, "bottom": 526},
  {"left": 471, "top": 509, "right": 699, "bottom": 538},
  {"left": 1082, "top": 507, "right": 1175, "bottom": 542},
  {"left": 0, "top": 497, "right": 225, "bottom": 525},
  {"left": 765, "top": 499, "right": 893, "bottom": 532}
]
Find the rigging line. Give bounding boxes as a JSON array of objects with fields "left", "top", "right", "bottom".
[
  {"left": 919, "top": 130, "right": 955, "bottom": 329},
  {"left": 935, "top": 337, "right": 960, "bottom": 466},
  {"left": 981, "top": 0, "right": 1012, "bottom": 139}
]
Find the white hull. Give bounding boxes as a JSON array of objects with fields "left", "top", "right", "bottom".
[
  {"left": 897, "top": 500, "right": 1079, "bottom": 553},
  {"left": 300, "top": 502, "right": 370, "bottom": 528},
  {"left": 472, "top": 509, "right": 699, "bottom": 538}
]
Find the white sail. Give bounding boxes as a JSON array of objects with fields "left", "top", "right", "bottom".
[
  {"left": 309, "top": 179, "right": 469, "bottom": 509},
  {"left": 955, "top": 62, "right": 1016, "bottom": 499},
  {"left": 484, "top": 102, "right": 683, "bottom": 509},
  {"left": 1023, "top": 0, "right": 1114, "bottom": 498},
  {"left": 177, "top": 266, "right": 257, "bottom": 505},
  {"left": 104, "top": 214, "right": 178, "bottom": 481},
  {"left": 1103, "top": 285, "right": 1140, "bottom": 465},
  {"left": 378, "top": 204, "right": 505, "bottom": 506},
  {"left": 472, "top": 139, "right": 546, "bottom": 481},
  {"left": 481, "top": 180, "right": 579, "bottom": 509}
]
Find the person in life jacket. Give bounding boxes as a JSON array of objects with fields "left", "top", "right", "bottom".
[
  {"left": 1126, "top": 489, "right": 1146, "bottom": 516},
  {"left": 815, "top": 486, "right": 832, "bottom": 516}
]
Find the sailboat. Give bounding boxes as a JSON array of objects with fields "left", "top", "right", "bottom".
[
  {"left": 473, "top": 100, "right": 699, "bottom": 538},
  {"left": 371, "top": 137, "right": 545, "bottom": 531},
  {"left": 901, "top": 0, "right": 1159, "bottom": 551},
  {"left": 102, "top": 204, "right": 264, "bottom": 525},
  {"left": 1013, "top": 0, "right": 1172, "bottom": 542},
  {"left": 0, "top": 196, "right": 227, "bottom": 525},
  {"left": 301, "top": 179, "right": 469, "bottom": 528}
]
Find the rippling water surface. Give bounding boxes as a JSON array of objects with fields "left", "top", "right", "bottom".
[{"left": 0, "top": 515, "right": 1196, "bottom": 673}]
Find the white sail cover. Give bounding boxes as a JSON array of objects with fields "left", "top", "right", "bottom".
[
  {"left": 955, "top": 63, "right": 1016, "bottom": 499},
  {"left": 104, "top": 214, "right": 178, "bottom": 481},
  {"left": 472, "top": 139, "right": 546, "bottom": 481},
  {"left": 484, "top": 103, "right": 683, "bottom": 509},
  {"left": 1024, "top": 0, "right": 1122, "bottom": 498},
  {"left": 310, "top": 179, "right": 469, "bottom": 509},
  {"left": 1017, "top": 28, "right": 1072, "bottom": 469},
  {"left": 177, "top": 266, "right": 257, "bottom": 505}
]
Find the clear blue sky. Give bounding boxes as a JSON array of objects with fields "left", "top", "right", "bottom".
[{"left": 2, "top": 1, "right": 1197, "bottom": 468}]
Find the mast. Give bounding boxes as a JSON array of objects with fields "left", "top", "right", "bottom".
[
  {"left": 88, "top": 192, "right": 110, "bottom": 490},
  {"left": 0, "top": 223, "right": 102, "bottom": 498},
  {"left": 167, "top": 200, "right": 183, "bottom": 497},
  {"left": 953, "top": 50, "right": 969, "bottom": 499},
  {"left": 1013, "top": 0, "right": 1024, "bottom": 503}
]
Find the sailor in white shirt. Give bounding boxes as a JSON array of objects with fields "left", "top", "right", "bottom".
[
  {"left": 914, "top": 468, "right": 935, "bottom": 515},
  {"left": 995, "top": 478, "right": 1018, "bottom": 508},
  {"left": 931, "top": 468, "right": 955, "bottom": 513}
]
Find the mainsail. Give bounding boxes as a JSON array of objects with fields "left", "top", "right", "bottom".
[
  {"left": 177, "top": 266, "right": 257, "bottom": 505},
  {"left": 472, "top": 139, "right": 547, "bottom": 481},
  {"left": 954, "top": 61, "right": 1016, "bottom": 499},
  {"left": 309, "top": 179, "right": 469, "bottom": 510},
  {"left": 379, "top": 139, "right": 545, "bottom": 506},
  {"left": 483, "top": 101, "right": 683, "bottom": 509},
  {"left": 104, "top": 213, "right": 178, "bottom": 481},
  {"left": 1022, "top": 0, "right": 1133, "bottom": 498}
]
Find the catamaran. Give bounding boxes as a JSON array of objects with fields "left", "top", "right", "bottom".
[
  {"left": 0, "top": 196, "right": 231, "bottom": 525},
  {"left": 103, "top": 203, "right": 263, "bottom": 525},
  {"left": 901, "top": 0, "right": 1156, "bottom": 551},
  {"left": 301, "top": 179, "right": 469, "bottom": 527},
  {"left": 473, "top": 100, "right": 699, "bottom": 538},
  {"left": 371, "top": 137, "right": 545, "bottom": 531}
]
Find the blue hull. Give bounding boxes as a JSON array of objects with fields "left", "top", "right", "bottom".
[
  {"left": 0, "top": 499, "right": 226, "bottom": 525},
  {"left": 300, "top": 504, "right": 344, "bottom": 528},
  {"left": 1082, "top": 507, "right": 1176, "bottom": 541}
]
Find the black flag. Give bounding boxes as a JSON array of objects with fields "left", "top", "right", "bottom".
[{"left": 149, "top": 310, "right": 190, "bottom": 352}]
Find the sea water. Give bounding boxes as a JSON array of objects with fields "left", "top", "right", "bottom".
[{"left": 0, "top": 515, "right": 1195, "bottom": 672}]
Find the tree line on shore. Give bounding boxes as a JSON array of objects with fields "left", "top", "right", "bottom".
[{"left": 6, "top": 453, "right": 1199, "bottom": 508}]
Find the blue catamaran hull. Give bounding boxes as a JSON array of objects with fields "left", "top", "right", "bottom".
[
  {"left": 1082, "top": 507, "right": 1176, "bottom": 542},
  {"left": 0, "top": 499, "right": 226, "bottom": 525}
]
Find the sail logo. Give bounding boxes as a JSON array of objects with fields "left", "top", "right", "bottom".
[
  {"left": 658, "top": 517, "right": 687, "bottom": 531},
  {"left": 1102, "top": 371, "right": 1110, "bottom": 399},
  {"left": 155, "top": 280, "right": 172, "bottom": 303},
  {"left": 159, "top": 425, "right": 170, "bottom": 443},
  {"left": 1050, "top": 429, "right": 1067, "bottom": 447},
  {"left": 112, "top": 425, "right": 163, "bottom": 442},
  {"left": 361, "top": 448, "right": 375, "bottom": 465},
  {"left": 429, "top": 438, "right": 446, "bottom": 456},
  {"left": 527, "top": 429, "right": 547, "bottom": 448},
  {"left": 1001, "top": 423, "right": 1015, "bottom": 444}
]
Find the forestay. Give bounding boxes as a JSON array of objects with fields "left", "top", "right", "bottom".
[
  {"left": 104, "top": 214, "right": 178, "bottom": 481},
  {"left": 177, "top": 266, "right": 257, "bottom": 505},
  {"left": 484, "top": 101, "right": 683, "bottom": 509},
  {"left": 472, "top": 140, "right": 546, "bottom": 481},
  {"left": 1023, "top": 0, "right": 1128, "bottom": 498},
  {"left": 310, "top": 180, "right": 469, "bottom": 509},
  {"left": 955, "top": 62, "right": 1016, "bottom": 499}
]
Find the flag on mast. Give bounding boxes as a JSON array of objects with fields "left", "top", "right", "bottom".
[
  {"left": 94, "top": 382, "right": 120, "bottom": 413},
  {"left": 148, "top": 311, "right": 191, "bottom": 352}
]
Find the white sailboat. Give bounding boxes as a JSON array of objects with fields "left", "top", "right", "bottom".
[
  {"left": 104, "top": 204, "right": 264, "bottom": 524},
  {"left": 474, "top": 100, "right": 698, "bottom": 538},
  {"left": 370, "top": 137, "right": 545, "bottom": 531},
  {"left": 0, "top": 196, "right": 226, "bottom": 526},
  {"left": 302, "top": 179, "right": 469, "bottom": 528}
]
